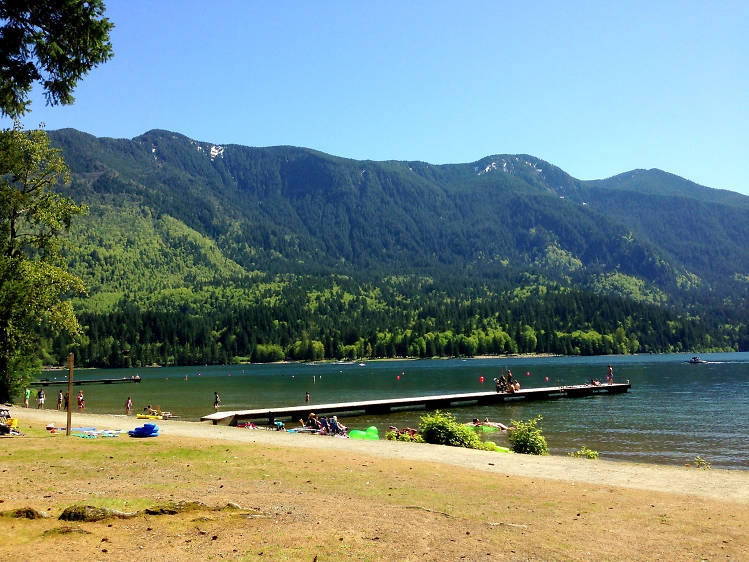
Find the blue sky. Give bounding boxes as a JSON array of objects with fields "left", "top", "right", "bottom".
[{"left": 8, "top": 1, "right": 749, "bottom": 194}]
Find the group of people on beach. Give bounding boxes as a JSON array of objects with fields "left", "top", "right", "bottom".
[
  {"left": 305, "top": 412, "right": 348, "bottom": 435},
  {"left": 493, "top": 369, "right": 520, "bottom": 393},
  {"left": 23, "top": 388, "right": 84, "bottom": 411}
]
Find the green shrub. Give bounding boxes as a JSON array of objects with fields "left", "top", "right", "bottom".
[
  {"left": 418, "top": 411, "right": 483, "bottom": 449},
  {"left": 568, "top": 446, "right": 599, "bottom": 459},
  {"left": 508, "top": 415, "right": 549, "bottom": 455}
]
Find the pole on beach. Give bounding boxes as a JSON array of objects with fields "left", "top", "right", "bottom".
[{"left": 66, "top": 352, "right": 73, "bottom": 437}]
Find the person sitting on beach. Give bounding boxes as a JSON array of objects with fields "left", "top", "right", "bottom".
[
  {"left": 319, "top": 416, "right": 330, "bottom": 434},
  {"left": 306, "top": 413, "right": 321, "bottom": 430},
  {"left": 329, "top": 416, "right": 347, "bottom": 435}
]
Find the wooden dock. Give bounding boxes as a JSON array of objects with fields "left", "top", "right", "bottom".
[
  {"left": 30, "top": 378, "right": 142, "bottom": 387},
  {"left": 201, "top": 381, "right": 631, "bottom": 425}
]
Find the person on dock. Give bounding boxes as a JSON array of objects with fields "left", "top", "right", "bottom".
[
  {"left": 57, "top": 390, "right": 63, "bottom": 410},
  {"left": 125, "top": 396, "right": 132, "bottom": 415},
  {"left": 607, "top": 365, "right": 614, "bottom": 384},
  {"left": 213, "top": 392, "right": 221, "bottom": 410},
  {"left": 495, "top": 374, "right": 507, "bottom": 393},
  {"left": 37, "top": 388, "right": 45, "bottom": 409}
]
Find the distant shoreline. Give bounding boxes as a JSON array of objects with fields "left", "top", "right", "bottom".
[{"left": 41, "top": 353, "right": 574, "bottom": 371}]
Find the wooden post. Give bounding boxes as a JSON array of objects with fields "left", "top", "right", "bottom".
[{"left": 66, "top": 352, "right": 73, "bottom": 437}]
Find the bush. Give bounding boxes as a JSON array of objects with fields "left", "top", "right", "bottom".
[
  {"left": 508, "top": 415, "right": 549, "bottom": 455},
  {"left": 568, "top": 446, "right": 599, "bottom": 459},
  {"left": 418, "top": 411, "right": 483, "bottom": 449}
]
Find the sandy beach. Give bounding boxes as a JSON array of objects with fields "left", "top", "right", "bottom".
[
  {"left": 7, "top": 406, "right": 749, "bottom": 504},
  {"left": 4, "top": 405, "right": 749, "bottom": 560}
]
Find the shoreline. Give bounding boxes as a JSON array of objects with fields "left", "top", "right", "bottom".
[{"left": 7, "top": 406, "right": 749, "bottom": 504}]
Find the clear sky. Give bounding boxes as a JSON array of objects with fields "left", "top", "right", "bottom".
[{"left": 7, "top": 0, "right": 749, "bottom": 194}]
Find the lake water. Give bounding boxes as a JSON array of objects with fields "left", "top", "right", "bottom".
[{"left": 40, "top": 353, "right": 749, "bottom": 470}]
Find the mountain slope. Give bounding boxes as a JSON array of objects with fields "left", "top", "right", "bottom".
[{"left": 48, "top": 129, "right": 749, "bottom": 310}]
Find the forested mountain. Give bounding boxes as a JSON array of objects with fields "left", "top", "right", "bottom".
[{"left": 41, "top": 129, "right": 749, "bottom": 366}]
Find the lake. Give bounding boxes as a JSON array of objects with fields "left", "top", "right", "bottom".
[{"left": 39, "top": 352, "right": 749, "bottom": 469}]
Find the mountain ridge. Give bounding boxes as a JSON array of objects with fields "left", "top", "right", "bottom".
[{"left": 47, "top": 128, "right": 749, "bottom": 311}]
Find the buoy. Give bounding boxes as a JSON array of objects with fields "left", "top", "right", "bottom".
[
  {"left": 479, "top": 376, "right": 484, "bottom": 382},
  {"left": 526, "top": 371, "right": 530, "bottom": 376},
  {"left": 396, "top": 375, "right": 400, "bottom": 380}
]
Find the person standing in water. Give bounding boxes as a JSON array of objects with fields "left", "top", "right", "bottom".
[
  {"left": 214, "top": 392, "right": 221, "bottom": 410},
  {"left": 125, "top": 396, "right": 132, "bottom": 415},
  {"left": 57, "top": 390, "right": 63, "bottom": 410},
  {"left": 305, "top": 391, "right": 310, "bottom": 403}
]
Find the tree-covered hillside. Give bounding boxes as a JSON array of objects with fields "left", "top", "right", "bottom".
[{"left": 39, "top": 129, "right": 749, "bottom": 366}]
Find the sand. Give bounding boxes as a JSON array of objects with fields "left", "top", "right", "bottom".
[{"left": 7, "top": 405, "right": 749, "bottom": 504}]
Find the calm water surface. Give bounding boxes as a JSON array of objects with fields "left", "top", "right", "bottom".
[{"left": 41, "top": 353, "right": 749, "bottom": 469}]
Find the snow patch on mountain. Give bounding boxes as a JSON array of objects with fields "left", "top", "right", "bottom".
[{"left": 210, "top": 145, "right": 224, "bottom": 161}]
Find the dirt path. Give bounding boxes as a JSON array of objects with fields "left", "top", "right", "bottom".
[{"left": 8, "top": 406, "right": 749, "bottom": 503}]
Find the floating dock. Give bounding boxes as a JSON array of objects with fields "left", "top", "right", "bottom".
[
  {"left": 201, "top": 381, "right": 631, "bottom": 425},
  {"left": 30, "top": 378, "right": 142, "bottom": 387}
]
